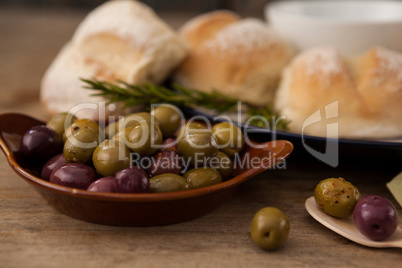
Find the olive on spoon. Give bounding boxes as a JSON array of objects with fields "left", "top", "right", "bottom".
[{"left": 305, "top": 196, "right": 402, "bottom": 248}]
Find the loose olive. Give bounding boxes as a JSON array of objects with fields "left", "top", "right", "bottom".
[
  {"left": 210, "top": 151, "right": 234, "bottom": 180},
  {"left": 114, "top": 121, "right": 163, "bottom": 156},
  {"left": 46, "top": 112, "right": 77, "bottom": 138},
  {"left": 64, "top": 118, "right": 100, "bottom": 142},
  {"left": 92, "top": 139, "right": 131, "bottom": 177},
  {"left": 63, "top": 127, "right": 99, "bottom": 164},
  {"left": 177, "top": 130, "right": 218, "bottom": 167},
  {"left": 211, "top": 122, "right": 244, "bottom": 157},
  {"left": 149, "top": 173, "right": 189, "bottom": 193},
  {"left": 151, "top": 105, "right": 182, "bottom": 138},
  {"left": 314, "top": 177, "right": 361, "bottom": 218},
  {"left": 250, "top": 207, "right": 290, "bottom": 250},
  {"left": 183, "top": 167, "right": 222, "bottom": 189}
]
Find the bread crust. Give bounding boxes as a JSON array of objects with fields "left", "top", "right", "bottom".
[
  {"left": 275, "top": 47, "right": 402, "bottom": 138},
  {"left": 40, "top": 0, "right": 188, "bottom": 120},
  {"left": 174, "top": 11, "right": 294, "bottom": 106}
]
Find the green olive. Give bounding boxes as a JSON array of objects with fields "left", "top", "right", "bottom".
[
  {"left": 183, "top": 167, "right": 222, "bottom": 189},
  {"left": 314, "top": 177, "right": 361, "bottom": 218},
  {"left": 149, "top": 173, "right": 189, "bottom": 193},
  {"left": 116, "top": 112, "right": 153, "bottom": 132},
  {"left": 114, "top": 121, "right": 162, "bottom": 156},
  {"left": 46, "top": 112, "right": 77, "bottom": 138},
  {"left": 210, "top": 151, "right": 233, "bottom": 180},
  {"left": 177, "top": 130, "right": 218, "bottom": 167},
  {"left": 64, "top": 118, "right": 100, "bottom": 142},
  {"left": 250, "top": 207, "right": 290, "bottom": 250},
  {"left": 176, "top": 121, "right": 207, "bottom": 141},
  {"left": 151, "top": 105, "right": 182, "bottom": 138},
  {"left": 211, "top": 122, "right": 244, "bottom": 157},
  {"left": 104, "top": 121, "right": 118, "bottom": 139},
  {"left": 63, "top": 127, "right": 99, "bottom": 164},
  {"left": 92, "top": 139, "right": 131, "bottom": 177}
]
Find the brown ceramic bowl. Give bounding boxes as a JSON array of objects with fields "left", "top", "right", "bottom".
[{"left": 0, "top": 113, "right": 293, "bottom": 226}]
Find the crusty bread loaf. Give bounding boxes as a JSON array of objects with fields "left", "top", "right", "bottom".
[
  {"left": 174, "top": 10, "right": 294, "bottom": 106},
  {"left": 274, "top": 46, "right": 402, "bottom": 139},
  {"left": 40, "top": 0, "right": 188, "bottom": 120}
]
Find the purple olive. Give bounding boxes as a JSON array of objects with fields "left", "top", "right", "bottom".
[
  {"left": 114, "top": 166, "right": 150, "bottom": 193},
  {"left": 41, "top": 154, "right": 68, "bottom": 181},
  {"left": 50, "top": 163, "right": 97, "bottom": 189},
  {"left": 353, "top": 195, "right": 399, "bottom": 241},
  {"left": 161, "top": 138, "right": 178, "bottom": 151},
  {"left": 148, "top": 150, "right": 182, "bottom": 177},
  {"left": 20, "top": 125, "right": 63, "bottom": 162},
  {"left": 87, "top": 177, "right": 116, "bottom": 193}
]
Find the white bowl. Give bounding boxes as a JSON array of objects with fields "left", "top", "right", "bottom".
[{"left": 265, "top": 0, "right": 402, "bottom": 56}]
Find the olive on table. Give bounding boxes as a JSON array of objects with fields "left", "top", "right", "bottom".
[
  {"left": 92, "top": 139, "right": 131, "bottom": 177},
  {"left": 41, "top": 154, "right": 68, "bottom": 181},
  {"left": 46, "top": 112, "right": 77, "bottom": 138},
  {"left": 210, "top": 151, "right": 234, "bottom": 180},
  {"left": 149, "top": 173, "right": 188, "bottom": 193},
  {"left": 353, "top": 195, "right": 399, "bottom": 241},
  {"left": 87, "top": 177, "right": 116, "bottom": 193},
  {"left": 147, "top": 149, "right": 182, "bottom": 177},
  {"left": 211, "top": 122, "right": 244, "bottom": 157},
  {"left": 250, "top": 207, "right": 290, "bottom": 251},
  {"left": 63, "top": 127, "right": 99, "bottom": 164},
  {"left": 151, "top": 104, "right": 182, "bottom": 138},
  {"left": 183, "top": 167, "right": 222, "bottom": 189},
  {"left": 114, "top": 121, "right": 163, "bottom": 157},
  {"left": 113, "top": 166, "right": 150, "bottom": 193},
  {"left": 63, "top": 118, "right": 100, "bottom": 142},
  {"left": 177, "top": 130, "right": 218, "bottom": 167},
  {"left": 314, "top": 177, "right": 361, "bottom": 218},
  {"left": 20, "top": 125, "right": 63, "bottom": 163},
  {"left": 50, "top": 163, "right": 97, "bottom": 189}
]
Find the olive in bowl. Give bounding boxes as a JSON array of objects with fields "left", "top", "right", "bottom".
[
  {"left": 151, "top": 104, "right": 182, "bottom": 138},
  {"left": 92, "top": 139, "right": 131, "bottom": 177},
  {"left": 177, "top": 129, "right": 218, "bottom": 167},
  {"left": 20, "top": 125, "right": 63, "bottom": 163},
  {"left": 50, "top": 163, "right": 97, "bottom": 189},
  {"left": 0, "top": 113, "right": 294, "bottom": 226},
  {"left": 211, "top": 122, "right": 244, "bottom": 157}
]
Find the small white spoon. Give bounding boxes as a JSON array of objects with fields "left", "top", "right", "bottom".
[{"left": 305, "top": 196, "right": 402, "bottom": 248}]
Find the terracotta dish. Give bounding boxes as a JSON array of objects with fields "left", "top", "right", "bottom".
[{"left": 0, "top": 113, "right": 293, "bottom": 226}]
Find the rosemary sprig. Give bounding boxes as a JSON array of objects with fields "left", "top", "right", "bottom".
[
  {"left": 81, "top": 78, "right": 289, "bottom": 130},
  {"left": 246, "top": 106, "right": 290, "bottom": 130}
]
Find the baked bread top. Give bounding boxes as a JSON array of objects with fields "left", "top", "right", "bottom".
[
  {"left": 40, "top": 0, "right": 188, "bottom": 120},
  {"left": 174, "top": 10, "right": 294, "bottom": 106},
  {"left": 275, "top": 46, "right": 402, "bottom": 139}
]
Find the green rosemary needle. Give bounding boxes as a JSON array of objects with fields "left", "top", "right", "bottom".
[{"left": 81, "top": 78, "right": 289, "bottom": 130}]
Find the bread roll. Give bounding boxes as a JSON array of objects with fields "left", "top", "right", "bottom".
[
  {"left": 275, "top": 46, "right": 402, "bottom": 139},
  {"left": 40, "top": 0, "right": 188, "bottom": 120},
  {"left": 174, "top": 10, "right": 294, "bottom": 106}
]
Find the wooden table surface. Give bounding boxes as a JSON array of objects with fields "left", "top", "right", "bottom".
[{"left": 1, "top": 7, "right": 402, "bottom": 268}]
